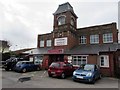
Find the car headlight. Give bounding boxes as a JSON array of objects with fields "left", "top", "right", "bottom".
[
  {"left": 73, "top": 71, "right": 76, "bottom": 75},
  {"left": 86, "top": 72, "right": 92, "bottom": 76}
]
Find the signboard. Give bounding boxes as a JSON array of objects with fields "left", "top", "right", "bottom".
[
  {"left": 48, "top": 49, "right": 64, "bottom": 54},
  {"left": 54, "top": 37, "right": 67, "bottom": 46}
]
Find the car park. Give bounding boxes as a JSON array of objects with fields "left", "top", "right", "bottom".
[
  {"left": 3, "top": 57, "right": 24, "bottom": 71},
  {"left": 14, "top": 61, "right": 41, "bottom": 73},
  {"left": 72, "top": 64, "right": 101, "bottom": 84},
  {"left": 48, "top": 62, "right": 78, "bottom": 79}
]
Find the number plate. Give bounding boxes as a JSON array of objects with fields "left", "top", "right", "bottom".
[
  {"left": 76, "top": 76, "right": 83, "bottom": 79},
  {"left": 51, "top": 72, "right": 55, "bottom": 74}
]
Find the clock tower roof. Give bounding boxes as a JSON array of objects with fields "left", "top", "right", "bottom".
[{"left": 53, "top": 2, "right": 78, "bottom": 18}]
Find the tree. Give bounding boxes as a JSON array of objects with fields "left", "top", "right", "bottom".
[{"left": 0, "top": 40, "right": 11, "bottom": 53}]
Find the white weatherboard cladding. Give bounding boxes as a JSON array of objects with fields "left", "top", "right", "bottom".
[{"left": 54, "top": 37, "right": 67, "bottom": 46}]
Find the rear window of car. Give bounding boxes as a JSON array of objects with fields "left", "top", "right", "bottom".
[{"left": 50, "top": 63, "right": 60, "bottom": 68}]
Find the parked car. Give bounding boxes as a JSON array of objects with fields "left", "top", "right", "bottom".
[
  {"left": 3, "top": 57, "right": 24, "bottom": 71},
  {"left": 48, "top": 62, "right": 78, "bottom": 79},
  {"left": 72, "top": 64, "right": 101, "bottom": 84},
  {"left": 14, "top": 61, "right": 41, "bottom": 73}
]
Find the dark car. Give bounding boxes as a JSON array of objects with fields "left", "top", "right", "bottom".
[
  {"left": 14, "top": 61, "right": 41, "bottom": 73},
  {"left": 3, "top": 57, "right": 24, "bottom": 71},
  {"left": 48, "top": 62, "right": 77, "bottom": 79},
  {"left": 72, "top": 64, "right": 101, "bottom": 84}
]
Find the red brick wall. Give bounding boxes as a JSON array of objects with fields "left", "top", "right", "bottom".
[
  {"left": 99, "top": 53, "right": 115, "bottom": 77},
  {"left": 87, "top": 55, "right": 97, "bottom": 64}
]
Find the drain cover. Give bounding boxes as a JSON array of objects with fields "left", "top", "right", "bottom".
[{"left": 18, "top": 76, "right": 31, "bottom": 82}]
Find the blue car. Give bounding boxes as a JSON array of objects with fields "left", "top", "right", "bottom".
[
  {"left": 73, "top": 64, "right": 101, "bottom": 84},
  {"left": 14, "top": 61, "right": 41, "bottom": 73}
]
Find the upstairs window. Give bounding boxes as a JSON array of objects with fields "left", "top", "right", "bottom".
[
  {"left": 80, "top": 36, "right": 86, "bottom": 44},
  {"left": 90, "top": 34, "right": 99, "bottom": 44},
  {"left": 40, "top": 40, "right": 44, "bottom": 47},
  {"left": 103, "top": 33, "right": 113, "bottom": 43},
  {"left": 58, "top": 16, "right": 65, "bottom": 25},
  {"left": 46, "top": 40, "right": 52, "bottom": 47}
]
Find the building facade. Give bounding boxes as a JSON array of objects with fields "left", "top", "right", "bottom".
[{"left": 25, "top": 2, "right": 120, "bottom": 77}]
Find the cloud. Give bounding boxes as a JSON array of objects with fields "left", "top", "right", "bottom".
[{"left": 0, "top": 0, "right": 119, "bottom": 50}]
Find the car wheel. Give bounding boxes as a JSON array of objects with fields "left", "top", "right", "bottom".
[
  {"left": 48, "top": 74, "right": 52, "bottom": 77},
  {"left": 91, "top": 77, "right": 95, "bottom": 84},
  {"left": 37, "top": 67, "right": 40, "bottom": 71},
  {"left": 61, "top": 73, "right": 65, "bottom": 79},
  {"left": 22, "top": 68, "right": 27, "bottom": 73},
  {"left": 99, "top": 74, "right": 102, "bottom": 79},
  {"left": 5, "top": 68, "right": 9, "bottom": 71}
]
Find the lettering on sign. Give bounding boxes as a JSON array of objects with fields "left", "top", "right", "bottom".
[{"left": 54, "top": 37, "right": 67, "bottom": 46}]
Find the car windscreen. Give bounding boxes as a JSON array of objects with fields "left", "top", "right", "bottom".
[
  {"left": 84, "top": 65, "right": 94, "bottom": 71},
  {"left": 50, "top": 63, "right": 60, "bottom": 68}
]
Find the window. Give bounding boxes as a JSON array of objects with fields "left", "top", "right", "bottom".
[
  {"left": 58, "top": 16, "right": 65, "bottom": 25},
  {"left": 80, "top": 36, "right": 86, "bottom": 44},
  {"left": 103, "top": 33, "right": 113, "bottom": 43},
  {"left": 90, "top": 34, "right": 99, "bottom": 44},
  {"left": 40, "top": 40, "right": 44, "bottom": 47},
  {"left": 99, "top": 55, "right": 109, "bottom": 67},
  {"left": 46, "top": 40, "right": 52, "bottom": 47},
  {"left": 72, "top": 56, "right": 87, "bottom": 66},
  {"left": 34, "top": 55, "right": 43, "bottom": 65},
  {"left": 71, "top": 18, "right": 74, "bottom": 26}
]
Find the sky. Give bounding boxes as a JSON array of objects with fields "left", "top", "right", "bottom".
[{"left": 0, "top": 0, "right": 119, "bottom": 51}]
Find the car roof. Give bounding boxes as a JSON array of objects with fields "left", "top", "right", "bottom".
[{"left": 18, "top": 61, "right": 32, "bottom": 63}]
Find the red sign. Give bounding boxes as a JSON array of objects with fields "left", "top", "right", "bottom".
[{"left": 48, "top": 49, "right": 64, "bottom": 54}]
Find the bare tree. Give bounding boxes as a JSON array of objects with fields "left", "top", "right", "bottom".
[{"left": 0, "top": 40, "right": 11, "bottom": 53}]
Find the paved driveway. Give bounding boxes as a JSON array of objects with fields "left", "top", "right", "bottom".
[{"left": 1, "top": 69, "right": 119, "bottom": 88}]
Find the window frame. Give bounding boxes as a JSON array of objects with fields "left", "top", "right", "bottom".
[
  {"left": 99, "top": 55, "right": 109, "bottom": 68},
  {"left": 103, "top": 33, "right": 113, "bottom": 43},
  {"left": 90, "top": 34, "right": 99, "bottom": 44},
  {"left": 40, "top": 40, "right": 44, "bottom": 47},
  {"left": 80, "top": 36, "right": 87, "bottom": 44},
  {"left": 46, "top": 40, "right": 52, "bottom": 47},
  {"left": 58, "top": 16, "right": 66, "bottom": 26},
  {"left": 72, "top": 55, "right": 87, "bottom": 66}
]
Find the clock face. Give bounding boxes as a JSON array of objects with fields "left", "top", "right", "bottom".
[
  {"left": 71, "top": 18, "right": 74, "bottom": 26},
  {"left": 58, "top": 16, "right": 65, "bottom": 25}
]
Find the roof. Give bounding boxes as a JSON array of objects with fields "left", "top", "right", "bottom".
[
  {"left": 12, "top": 48, "right": 34, "bottom": 54},
  {"left": 65, "top": 43, "right": 120, "bottom": 55},
  {"left": 54, "top": 2, "right": 77, "bottom": 17},
  {"left": 23, "top": 47, "right": 52, "bottom": 55},
  {"left": 23, "top": 44, "right": 120, "bottom": 55}
]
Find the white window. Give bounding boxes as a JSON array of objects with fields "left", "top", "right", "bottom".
[
  {"left": 40, "top": 40, "right": 44, "bottom": 47},
  {"left": 72, "top": 56, "right": 87, "bottom": 66},
  {"left": 46, "top": 40, "right": 52, "bottom": 47},
  {"left": 99, "top": 55, "right": 109, "bottom": 67},
  {"left": 58, "top": 16, "right": 65, "bottom": 25},
  {"left": 103, "top": 33, "right": 113, "bottom": 43},
  {"left": 90, "top": 34, "right": 99, "bottom": 44},
  {"left": 80, "top": 36, "right": 86, "bottom": 44},
  {"left": 34, "top": 55, "right": 43, "bottom": 65}
]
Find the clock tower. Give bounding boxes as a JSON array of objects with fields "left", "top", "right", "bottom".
[{"left": 52, "top": 2, "right": 78, "bottom": 49}]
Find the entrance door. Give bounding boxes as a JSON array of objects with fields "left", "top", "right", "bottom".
[{"left": 49, "top": 54, "right": 64, "bottom": 65}]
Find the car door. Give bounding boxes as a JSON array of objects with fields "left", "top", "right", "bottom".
[
  {"left": 94, "top": 65, "right": 99, "bottom": 79},
  {"left": 29, "top": 62, "right": 35, "bottom": 71},
  {"left": 65, "top": 63, "right": 73, "bottom": 75}
]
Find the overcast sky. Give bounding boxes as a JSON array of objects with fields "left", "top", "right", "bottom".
[{"left": 0, "top": 0, "right": 119, "bottom": 51}]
